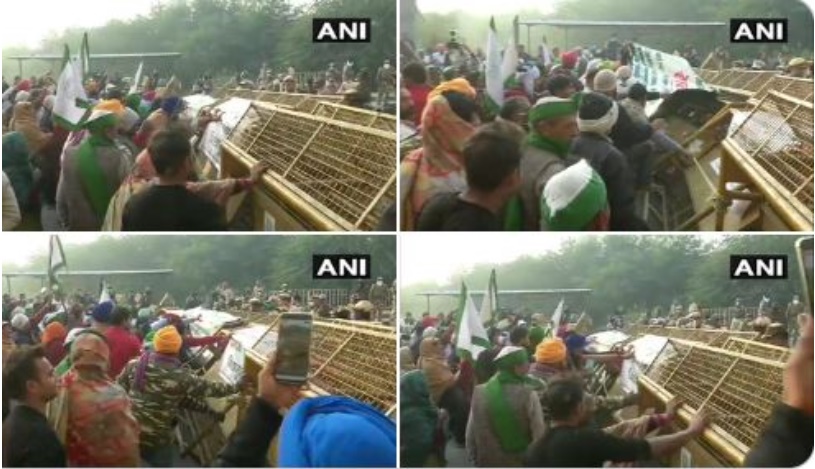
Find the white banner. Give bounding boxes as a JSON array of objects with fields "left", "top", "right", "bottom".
[
  {"left": 631, "top": 43, "right": 708, "bottom": 94},
  {"left": 219, "top": 338, "right": 246, "bottom": 384},
  {"left": 197, "top": 97, "right": 252, "bottom": 171},
  {"left": 619, "top": 358, "right": 642, "bottom": 394}
]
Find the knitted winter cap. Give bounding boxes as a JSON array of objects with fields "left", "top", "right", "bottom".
[{"left": 593, "top": 69, "right": 617, "bottom": 92}]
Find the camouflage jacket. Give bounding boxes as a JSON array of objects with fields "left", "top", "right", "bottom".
[{"left": 117, "top": 353, "right": 240, "bottom": 449}]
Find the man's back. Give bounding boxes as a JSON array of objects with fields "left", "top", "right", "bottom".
[
  {"left": 520, "top": 145, "right": 566, "bottom": 231},
  {"left": 571, "top": 133, "right": 646, "bottom": 231},
  {"left": 417, "top": 192, "right": 501, "bottom": 231},
  {"left": 118, "top": 354, "right": 238, "bottom": 449},
  {"left": 57, "top": 141, "right": 130, "bottom": 231},
  {"left": 3, "top": 403, "right": 66, "bottom": 467},
  {"left": 467, "top": 382, "right": 544, "bottom": 467},
  {"left": 122, "top": 184, "right": 226, "bottom": 231},
  {"left": 105, "top": 326, "right": 142, "bottom": 379},
  {"left": 609, "top": 104, "right": 652, "bottom": 151},
  {"left": 525, "top": 425, "right": 651, "bottom": 467}
]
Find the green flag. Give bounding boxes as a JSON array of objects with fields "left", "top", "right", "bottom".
[
  {"left": 479, "top": 269, "right": 498, "bottom": 324},
  {"left": 47, "top": 235, "right": 67, "bottom": 290},
  {"left": 80, "top": 32, "right": 91, "bottom": 79},
  {"left": 61, "top": 44, "right": 71, "bottom": 73}
]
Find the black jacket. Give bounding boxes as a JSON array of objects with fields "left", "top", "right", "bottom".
[
  {"left": 569, "top": 133, "right": 649, "bottom": 231},
  {"left": 744, "top": 403, "right": 814, "bottom": 467},
  {"left": 215, "top": 397, "right": 283, "bottom": 467},
  {"left": 609, "top": 104, "right": 653, "bottom": 151},
  {"left": 2, "top": 403, "right": 66, "bottom": 467}
]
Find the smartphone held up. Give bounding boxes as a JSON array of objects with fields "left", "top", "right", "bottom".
[{"left": 275, "top": 313, "right": 314, "bottom": 385}]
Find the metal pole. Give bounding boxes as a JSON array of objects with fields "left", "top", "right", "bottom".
[
  {"left": 526, "top": 25, "right": 531, "bottom": 52},
  {"left": 513, "top": 16, "right": 520, "bottom": 52}
]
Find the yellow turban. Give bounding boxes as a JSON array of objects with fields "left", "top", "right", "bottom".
[
  {"left": 428, "top": 77, "right": 476, "bottom": 101},
  {"left": 95, "top": 99, "right": 126, "bottom": 116},
  {"left": 153, "top": 325, "right": 183, "bottom": 355},
  {"left": 535, "top": 338, "right": 567, "bottom": 364}
]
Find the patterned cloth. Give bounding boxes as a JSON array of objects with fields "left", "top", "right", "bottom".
[
  {"left": 48, "top": 332, "right": 141, "bottom": 467},
  {"left": 117, "top": 351, "right": 240, "bottom": 450},
  {"left": 11, "top": 102, "right": 49, "bottom": 153},
  {"left": 400, "top": 94, "right": 476, "bottom": 229},
  {"left": 417, "top": 338, "right": 455, "bottom": 405}
]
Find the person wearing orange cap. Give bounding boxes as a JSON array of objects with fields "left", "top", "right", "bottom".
[
  {"left": 118, "top": 325, "right": 243, "bottom": 467},
  {"left": 41, "top": 321, "right": 68, "bottom": 367},
  {"left": 529, "top": 338, "right": 568, "bottom": 382},
  {"left": 401, "top": 78, "right": 479, "bottom": 229},
  {"left": 529, "top": 338, "right": 637, "bottom": 426}
]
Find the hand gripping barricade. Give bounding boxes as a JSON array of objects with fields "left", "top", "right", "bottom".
[
  {"left": 218, "top": 99, "right": 396, "bottom": 231},
  {"left": 639, "top": 339, "right": 785, "bottom": 466}
]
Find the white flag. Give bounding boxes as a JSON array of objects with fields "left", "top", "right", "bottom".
[
  {"left": 484, "top": 17, "right": 504, "bottom": 110},
  {"left": 130, "top": 61, "right": 144, "bottom": 95},
  {"left": 99, "top": 280, "right": 111, "bottom": 303},
  {"left": 500, "top": 27, "right": 519, "bottom": 85},
  {"left": 549, "top": 298, "right": 565, "bottom": 337},
  {"left": 54, "top": 59, "right": 89, "bottom": 129},
  {"left": 455, "top": 282, "right": 491, "bottom": 360}
]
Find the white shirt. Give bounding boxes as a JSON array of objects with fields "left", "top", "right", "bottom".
[
  {"left": 2, "top": 172, "right": 21, "bottom": 230},
  {"left": 521, "top": 65, "right": 541, "bottom": 97}
]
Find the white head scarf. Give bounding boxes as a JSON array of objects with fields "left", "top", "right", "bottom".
[{"left": 578, "top": 100, "right": 619, "bottom": 136}]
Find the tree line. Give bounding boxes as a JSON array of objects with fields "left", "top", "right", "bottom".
[
  {"left": 3, "top": 0, "right": 396, "bottom": 86},
  {"left": 400, "top": 235, "right": 806, "bottom": 322},
  {"left": 3, "top": 235, "right": 396, "bottom": 300},
  {"left": 407, "top": 0, "right": 812, "bottom": 61}
]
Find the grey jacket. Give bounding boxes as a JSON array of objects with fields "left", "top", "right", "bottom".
[
  {"left": 56, "top": 138, "right": 132, "bottom": 231},
  {"left": 519, "top": 144, "right": 566, "bottom": 231}
]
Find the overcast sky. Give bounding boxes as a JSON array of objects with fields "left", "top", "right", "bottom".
[
  {"left": 401, "top": 233, "right": 577, "bottom": 287},
  {"left": 0, "top": 233, "right": 127, "bottom": 267},
  {"left": 1, "top": 1, "right": 156, "bottom": 49},
  {"left": 0, "top": 0, "right": 311, "bottom": 49},
  {"left": 416, "top": 0, "right": 559, "bottom": 15}
]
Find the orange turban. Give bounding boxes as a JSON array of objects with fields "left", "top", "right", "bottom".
[
  {"left": 42, "top": 322, "right": 67, "bottom": 345},
  {"left": 153, "top": 325, "right": 183, "bottom": 355},
  {"left": 428, "top": 77, "right": 476, "bottom": 101},
  {"left": 94, "top": 99, "right": 126, "bottom": 116},
  {"left": 535, "top": 338, "right": 567, "bottom": 364}
]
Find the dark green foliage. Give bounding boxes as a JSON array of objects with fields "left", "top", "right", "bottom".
[
  {"left": 4, "top": 235, "right": 396, "bottom": 298},
  {"left": 410, "top": 0, "right": 812, "bottom": 60},
  {"left": 400, "top": 235, "right": 805, "bottom": 322}
]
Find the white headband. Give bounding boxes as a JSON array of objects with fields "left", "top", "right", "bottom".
[{"left": 578, "top": 101, "right": 619, "bottom": 136}]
